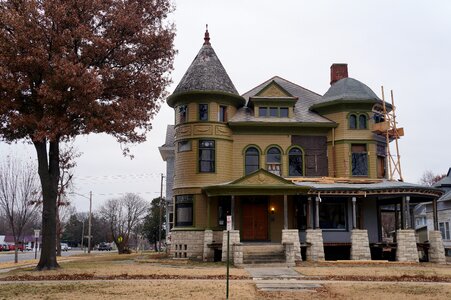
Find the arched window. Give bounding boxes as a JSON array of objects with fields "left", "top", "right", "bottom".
[
  {"left": 288, "top": 148, "right": 303, "bottom": 176},
  {"left": 358, "top": 114, "right": 367, "bottom": 129},
  {"left": 245, "top": 147, "right": 260, "bottom": 175},
  {"left": 349, "top": 114, "right": 357, "bottom": 129},
  {"left": 266, "top": 147, "right": 281, "bottom": 176}
]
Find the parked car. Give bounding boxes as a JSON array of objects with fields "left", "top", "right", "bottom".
[
  {"left": 25, "top": 245, "right": 33, "bottom": 251},
  {"left": 8, "top": 244, "right": 24, "bottom": 251},
  {"left": 98, "top": 243, "right": 112, "bottom": 251},
  {"left": 2, "top": 244, "right": 9, "bottom": 251},
  {"left": 60, "top": 243, "right": 71, "bottom": 251}
]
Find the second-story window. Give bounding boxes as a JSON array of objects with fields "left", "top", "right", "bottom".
[
  {"left": 245, "top": 147, "right": 260, "bottom": 175},
  {"left": 179, "top": 105, "right": 187, "bottom": 124},
  {"left": 288, "top": 147, "right": 303, "bottom": 176},
  {"left": 199, "top": 140, "right": 215, "bottom": 172},
  {"left": 349, "top": 113, "right": 368, "bottom": 129},
  {"left": 358, "top": 114, "right": 367, "bottom": 129},
  {"left": 199, "top": 104, "right": 208, "bottom": 121},
  {"left": 349, "top": 114, "right": 357, "bottom": 129},
  {"left": 219, "top": 105, "right": 227, "bottom": 122},
  {"left": 351, "top": 144, "right": 368, "bottom": 176},
  {"left": 266, "top": 147, "right": 281, "bottom": 176}
]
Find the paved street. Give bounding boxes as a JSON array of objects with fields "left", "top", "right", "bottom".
[{"left": 0, "top": 249, "right": 85, "bottom": 263}]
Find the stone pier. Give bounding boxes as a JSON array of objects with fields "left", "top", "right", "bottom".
[
  {"left": 350, "top": 229, "right": 371, "bottom": 260},
  {"left": 396, "top": 229, "right": 419, "bottom": 262},
  {"left": 221, "top": 230, "right": 240, "bottom": 262},
  {"left": 428, "top": 230, "right": 446, "bottom": 263},
  {"left": 305, "top": 229, "right": 325, "bottom": 261},
  {"left": 282, "top": 229, "right": 302, "bottom": 262},
  {"left": 202, "top": 230, "right": 214, "bottom": 262}
]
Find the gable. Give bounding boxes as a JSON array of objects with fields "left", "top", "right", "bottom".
[
  {"left": 256, "top": 81, "right": 292, "bottom": 97},
  {"left": 231, "top": 169, "right": 294, "bottom": 186}
]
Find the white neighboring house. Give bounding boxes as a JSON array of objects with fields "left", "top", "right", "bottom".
[{"left": 421, "top": 168, "right": 451, "bottom": 255}]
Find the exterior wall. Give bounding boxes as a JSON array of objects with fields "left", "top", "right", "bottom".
[
  {"left": 232, "top": 134, "right": 291, "bottom": 178},
  {"left": 269, "top": 196, "right": 283, "bottom": 242},
  {"left": 173, "top": 137, "right": 233, "bottom": 188}
]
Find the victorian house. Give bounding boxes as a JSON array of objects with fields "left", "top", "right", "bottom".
[{"left": 159, "top": 29, "right": 445, "bottom": 265}]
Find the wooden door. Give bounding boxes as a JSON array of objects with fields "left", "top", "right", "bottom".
[{"left": 241, "top": 202, "right": 268, "bottom": 241}]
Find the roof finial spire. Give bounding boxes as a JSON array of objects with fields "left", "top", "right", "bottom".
[{"left": 204, "top": 24, "right": 210, "bottom": 45}]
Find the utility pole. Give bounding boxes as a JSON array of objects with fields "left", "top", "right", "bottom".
[
  {"left": 158, "top": 173, "right": 164, "bottom": 252},
  {"left": 81, "top": 219, "right": 85, "bottom": 252},
  {"left": 88, "top": 191, "right": 92, "bottom": 254}
]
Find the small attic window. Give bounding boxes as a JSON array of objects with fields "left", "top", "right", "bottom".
[
  {"left": 259, "top": 107, "right": 267, "bottom": 117},
  {"left": 280, "top": 107, "right": 288, "bottom": 118}
]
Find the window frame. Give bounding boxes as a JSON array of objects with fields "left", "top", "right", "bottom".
[
  {"left": 244, "top": 146, "right": 260, "bottom": 175},
  {"left": 198, "top": 103, "right": 209, "bottom": 121},
  {"left": 318, "top": 198, "right": 348, "bottom": 231},
  {"left": 218, "top": 105, "right": 227, "bottom": 122},
  {"left": 178, "top": 140, "right": 192, "bottom": 152},
  {"left": 198, "top": 140, "right": 215, "bottom": 173},
  {"left": 266, "top": 146, "right": 282, "bottom": 176},
  {"left": 348, "top": 113, "right": 368, "bottom": 130},
  {"left": 175, "top": 195, "right": 194, "bottom": 227},
  {"left": 288, "top": 147, "right": 304, "bottom": 176},
  {"left": 179, "top": 105, "right": 188, "bottom": 124},
  {"left": 351, "top": 144, "right": 368, "bottom": 177},
  {"left": 439, "top": 221, "right": 450, "bottom": 240}
]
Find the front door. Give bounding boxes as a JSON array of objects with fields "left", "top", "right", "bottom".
[{"left": 241, "top": 199, "right": 268, "bottom": 241}]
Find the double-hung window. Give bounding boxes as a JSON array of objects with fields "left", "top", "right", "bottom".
[
  {"left": 439, "top": 222, "right": 450, "bottom": 240},
  {"left": 199, "top": 140, "right": 215, "bottom": 172},
  {"left": 175, "top": 195, "right": 193, "bottom": 227},
  {"left": 199, "top": 104, "right": 208, "bottom": 121}
]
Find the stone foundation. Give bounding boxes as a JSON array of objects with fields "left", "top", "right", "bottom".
[
  {"left": 350, "top": 229, "right": 371, "bottom": 260},
  {"left": 221, "top": 230, "right": 240, "bottom": 262},
  {"left": 282, "top": 229, "right": 302, "bottom": 262},
  {"left": 428, "top": 230, "right": 446, "bottom": 263},
  {"left": 305, "top": 229, "right": 325, "bottom": 261},
  {"left": 171, "top": 230, "right": 205, "bottom": 260},
  {"left": 396, "top": 229, "right": 419, "bottom": 262}
]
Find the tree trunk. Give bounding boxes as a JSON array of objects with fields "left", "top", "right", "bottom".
[
  {"left": 34, "top": 140, "right": 60, "bottom": 270},
  {"left": 14, "top": 241, "right": 18, "bottom": 263},
  {"left": 56, "top": 207, "right": 61, "bottom": 257}
]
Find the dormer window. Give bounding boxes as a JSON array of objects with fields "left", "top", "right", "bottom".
[{"left": 258, "top": 106, "right": 290, "bottom": 118}]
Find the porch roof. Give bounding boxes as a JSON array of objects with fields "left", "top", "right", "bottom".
[{"left": 293, "top": 179, "right": 443, "bottom": 198}]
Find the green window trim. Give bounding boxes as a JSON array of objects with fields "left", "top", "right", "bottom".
[{"left": 347, "top": 112, "right": 369, "bottom": 130}]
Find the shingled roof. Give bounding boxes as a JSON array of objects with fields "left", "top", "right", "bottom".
[
  {"left": 229, "top": 76, "right": 335, "bottom": 125},
  {"left": 172, "top": 29, "right": 238, "bottom": 96},
  {"left": 323, "top": 77, "right": 381, "bottom": 102}
]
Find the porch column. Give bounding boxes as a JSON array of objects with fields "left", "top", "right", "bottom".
[
  {"left": 433, "top": 198, "right": 438, "bottom": 231},
  {"left": 307, "top": 197, "right": 312, "bottom": 229},
  {"left": 231, "top": 195, "right": 235, "bottom": 230},
  {"left": 352, "top": 197, "right": 357, "bottom": 229},
  {"left": 400, "top": 197, "right": 405, "bottom": 230},
  {"left": 405, "top": 196, "right": 411, "bottom": 229},
  {"left": 315, "top": 196, "right": 320, "bottom": 229},
  {"left": 283, "top": 194, "right": 288, "bottom": 230}
]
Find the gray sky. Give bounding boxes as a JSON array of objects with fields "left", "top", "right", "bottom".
[{"left": 1, "top": 0, "right": 451, "bottom": 212}]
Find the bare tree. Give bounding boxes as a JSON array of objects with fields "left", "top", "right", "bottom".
[
  {"left": 56, "top": 144, "right": 80, "bottom": 256},
  {"left": 0, "top": 156, "right": 40, "bottom": 263},
  {"left": 419, "top": 170, "right": 446, "bottom": 187},
  {"left": 99, "top": 193, "right": 148, "bottom": 254}
]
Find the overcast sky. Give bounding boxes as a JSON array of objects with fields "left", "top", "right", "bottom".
[{"left": 1, "top": 0, "right": 450, "bottom": 212}]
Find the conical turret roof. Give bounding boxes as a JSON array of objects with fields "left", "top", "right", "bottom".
[{"left": 172, "top": 29, "right": 239, "bottom": 96}]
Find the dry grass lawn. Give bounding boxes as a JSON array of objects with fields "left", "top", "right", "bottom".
[
  {"left": 295, "top": 261, "right": 451, "bottom": 278},
  {"left": 1, "top": 253, "right": 451, "bottom": 299}
]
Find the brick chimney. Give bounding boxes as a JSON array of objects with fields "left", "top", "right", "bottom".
[{"left": 330, "top": 63, "right": 348, "bottom": 85}]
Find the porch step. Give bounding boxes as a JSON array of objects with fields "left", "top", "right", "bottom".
[{"left": 242, "top": 244, "right": 286, "bottom": 265}]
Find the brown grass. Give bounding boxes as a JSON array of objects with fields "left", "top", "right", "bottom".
[{"left": 295, "top": 261, "right": 451, "bottom": 278}]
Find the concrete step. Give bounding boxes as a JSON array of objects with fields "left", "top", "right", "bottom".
[{"left": 242, "top": 244, "right": 284, "bottom": 253}]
